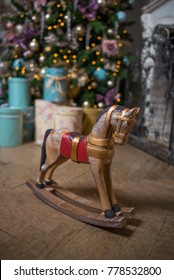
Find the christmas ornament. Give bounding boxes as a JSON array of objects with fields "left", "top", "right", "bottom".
[
  {"left": 29, "top": 39, "right": 40, "bottom": 52},
  {"left": 107, "top": 80, "right": 114, "bottom": 87},
  {"left": 96, "top": 87, "right": 116, "bottom": 106},
  {"left": 78, "top": 70, "right": 88, "bottom": 87},
  {"left": 97, "top": 0, "right": 108, "bottom": 12},
  {"left": 39, "top": 54, "right": 45, "bottom": 63},
  {"left": 116, "top": 11, "right": 127, "bottom": 22},
  {"left": 107, "top": 28, "right": 114, "bottom": 36},
  {"left": 23, "top": 50, "right": 33, "bottom": 59},
  {"left": 44, "top": 45, "right": 52, "bottom": 52},
  {"left": 82, "top": 100, "right": 91, "bottom": 108},
  {"left": 97, "top": 101, "right": 105, "bottom": 109},
  {"left": 31, "top": 14, "right": 40, "bottom": 23},
  {"left": 68, "top": 84, "right": 80, "bottom": 99},
  {"left": 14, "top": 44, "right": 22, "bottom": 54},
  {"left": 102, "top": 39, "right": 119, "bottom": 56},
  {"left": 73, "top": 24, "right": 86, "bottom": 37},
  {"left": 6, "top": 21, "right": 13, "bottom": 29},
  {"left": 91, "top": 81, "right": 98, "bottom": 89},
  {"left": 77, "top": 0, "right": 99, "bottom": 21},
  {"left": 93, "top": 68, "right": 106, "bottom": 81},
  {"left": 45, "top": 11, "right": 51, "bottom": 22},
  {"left": 15, "top": 24, "right": 24, "bottom": 35},
  {"left": 12, "top": 58, "right": 24, "bottom": 69}
]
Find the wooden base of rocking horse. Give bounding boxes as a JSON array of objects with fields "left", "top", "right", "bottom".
[{"left": 26, "top": 179, "right": 135, "bottom": 229}]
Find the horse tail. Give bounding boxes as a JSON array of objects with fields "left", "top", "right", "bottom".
[{"left": 40, "top": 129, "right": 52, "bottom": 170}]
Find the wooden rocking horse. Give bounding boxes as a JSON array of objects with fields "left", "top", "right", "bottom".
[{"left": 26, "top": 104, "right": 140, "bottom": 228}]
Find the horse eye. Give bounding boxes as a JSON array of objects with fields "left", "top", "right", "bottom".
[{"left": 122, "top": 121, "right": 128, "bottom": 128}]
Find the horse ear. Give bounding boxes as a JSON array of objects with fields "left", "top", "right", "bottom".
[{"left": 124, "top": 107, "right": 140, "bottom": 117}]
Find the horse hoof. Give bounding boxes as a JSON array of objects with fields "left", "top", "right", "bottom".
[
  {"left": 112, "top": 204, "right": 121, "bottom": 213},
  {"left": 105, "top": 209, "right": 116, "bottom": 218},
  {"left": 36, "top": 183, "right": 45, "bottom": 189},
  {"left": 44, "top": 179, "right": 52, "bottom": 185}
]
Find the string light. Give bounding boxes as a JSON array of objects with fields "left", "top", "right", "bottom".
[
  {"left": 67, "top": 73, "right": 72, "bottom": 78},
  {"left": 57, "top": 4, "right": 61, "bottom": 8},
  {"left": 53, "top": 59, "right": 57, "bottom": 63},
  {"left": 91, "top": 43, "right": 96, "bottom": 47},
  {"left": 88, "top": 85, "right": 92, "bottom": 90},
  {"left": 100, "top": 58, "right": 104, "bottom": 62},
  {"left": 92, "top": 61, "right": 96, "bottom": 65},
  {"left": 96, "top": 51, "right": 100, "bottom": 55},
  {"left": 60, "top": 22, "right": 64, "bottom": 27},
  {"left": 48, "top": 26, "right": 52, "bottom": 30},
  {"left": 15, "top": 67, "right": 19, "bottom": 71},
  {"left": 123, "top": 29, "right": 127, "bottom": 34},
  {"left": 116, "top": 35, "right": 120, "bottom": 39},
  {"left": 53, "top": 25, "right": 58, "bottom": 29},
  {"left": 86, "top": 46, "right": 90, "bottom": 50},
  {"left": 97, "top": 36, "right": 102, "bottom": 40},
  {"left": 117, "top": 60, "right": 121, "bottom": 64},
  {"left": 54, "top": 53, "right": 58, "bottom": 57},
  {"left": 58, "top": 19, "right": 62, "bottom": 23},
  {"left": 66, "top": 59, "right": 70, "bottom": 63},
  {"left": 33, "top": 74, "right": 39, "bottom": 80},
  {"left": 63, "top": 55, "right": 67, "bottom": 59},
  {"left": 72, "top": 55, "right": 76, "bottom": 59},
  {"left": 21, "top": 67, "right": 25, "bottom": 75},
  {"left": 79, "top": 37, "right": 83, "bottom": 41},
  {"left": 67, "top": 50, "right": 71, "bottom": 54},
  {"left": 119, "top": 42, "right": 123, "bottom": 47}
]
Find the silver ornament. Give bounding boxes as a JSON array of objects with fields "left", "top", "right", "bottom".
[
  {"left": 82, "top": 100, "right": 91, "bottom": 108},
  {"left": 29, "top": 39, "right": 40, "bottom": 52},
  {"left": 39, "top": 54, "right": 45, "bottom": 63},
  {"left": 97, "top": 101, "right": 105, "bottom": 109},
  {"left": 107, "top": 80, "right": 114, "bottom": 87},
  {"left": 15, "top": 24, "right": 24, "bottom": 35},
  {"left": 107, "top": 28, "right": 114, "bottom": 36}
]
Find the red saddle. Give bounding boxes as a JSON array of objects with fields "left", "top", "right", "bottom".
[{"left": 60, "top": 132, "right": 89, "bottom": 163}]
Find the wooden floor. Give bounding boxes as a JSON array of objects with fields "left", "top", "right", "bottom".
[{"left": 0, "top": 142, "right": 174, "bottom": 260}]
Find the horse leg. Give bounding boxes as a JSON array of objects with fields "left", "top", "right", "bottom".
[
  {"left": 89, "top": 157, "right": 116, "bottom": 218},
  {"left": 104, "top": 163, "right": 121, "bottom": 213},
  {"left": 44, "top": 156, "right": 68, "bottom": 185}
]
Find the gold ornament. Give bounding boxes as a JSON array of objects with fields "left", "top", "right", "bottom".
[
  {"left": 29, "top": 39, "right": 40, "bottom": 52},
  {"left": 68, "top": 84, "right": 80, "bottom": 99},
  {"left": 31, "top": 14, "right": 40, "bottom": 23},
  {"left": 91, "top": 81, "right": 98, "bottom": 89},
  {"left": 44, "top": 45, "right": 52, "bottom": 52},
  {"left": 73, "top": 24, "right": 86, "bottom": 37}
]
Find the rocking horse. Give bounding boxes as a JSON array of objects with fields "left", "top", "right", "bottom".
[{"left": 26, "top": 104, "right": 140, "bottom": 228}]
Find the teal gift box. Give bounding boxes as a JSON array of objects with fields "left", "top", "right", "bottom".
[
  {"left": 8, "top": 77, "right": 30, "bottom": 108},
  {"left": 43, "top": 68, "right": 67, "bottom": 103},
  {"left": 0, "top": 108, "right": 23, "bottom": 147},
  {"left": 22, "top": 106, "right": 35, "bottom": 142}
]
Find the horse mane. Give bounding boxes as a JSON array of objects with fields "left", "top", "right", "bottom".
[{"left": 96, "top": 104, "right": 126, "bottom": 123}]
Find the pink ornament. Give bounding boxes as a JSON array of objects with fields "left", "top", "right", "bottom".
[
  {"left": 34, "top": 0, "right": 46, "bottom": 13},
  {"left": 6, "top": 21, "right": 13, "bottom": 29},
  {"left": 102, "top": 40, "right": 119, "bottom": 57}
]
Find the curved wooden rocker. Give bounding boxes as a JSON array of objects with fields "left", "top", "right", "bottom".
[{"left": 26, "top": 104, "right": 140, "bottom": 228}]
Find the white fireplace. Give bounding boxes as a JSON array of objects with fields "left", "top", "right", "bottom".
[{"left": 140, "top": 0, "right": 174, "bottom": 148}]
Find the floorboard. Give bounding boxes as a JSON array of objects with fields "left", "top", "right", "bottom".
[{"left": 0, "top": 142, "right": 174, "bottom": 260}]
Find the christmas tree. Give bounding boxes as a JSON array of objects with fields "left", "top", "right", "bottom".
[{"left": 0, "top": 0, "right": 134, "bottom": 107}]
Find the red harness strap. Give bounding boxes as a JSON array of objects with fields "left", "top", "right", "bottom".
[{"left": 60, "top": 132, "right": 89, "bottom": 163}]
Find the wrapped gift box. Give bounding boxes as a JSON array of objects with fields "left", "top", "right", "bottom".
[{"left": 35, "top": 100, "right": 83, "bottom": 145}]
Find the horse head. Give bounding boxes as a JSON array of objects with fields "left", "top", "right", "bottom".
[{"left": 110, "top": 106, "right": 140, "bottom": 145}]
